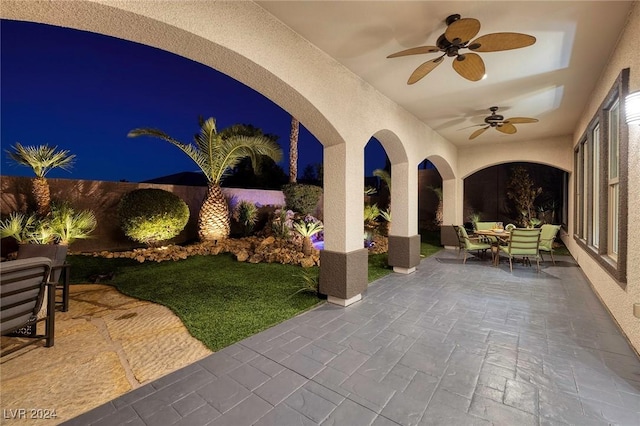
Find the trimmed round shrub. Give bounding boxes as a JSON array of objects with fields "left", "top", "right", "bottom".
[
  {"left": 118, "top": 188, "right": 189, "bottom": 246},
  {"left": 282, "top": 183, "right": 322, "bottom": 215}
]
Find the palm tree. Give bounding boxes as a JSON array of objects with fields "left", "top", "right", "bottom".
[
  {"left": 427, "top": 185, "right": 443, "bottom": 227},
  {"left": 373, "top": 168, "right": 391, "bottom": 210},
  {"left": 128, "top": 117, "right": 282, "bottom": 242},
  {"left": 289, "top": 116, "right": 299, "bottom": 183},
  {"left": 373, "top": 168, "right": 391, "bottom": 192},
  {"left": 5, "top": 143, "right": 76, "bottom": 217}
]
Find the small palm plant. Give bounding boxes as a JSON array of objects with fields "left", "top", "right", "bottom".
[
  {"left": 129, "top": 117, "right": 282, "bottom": 242},
  {"left": 364, "top": 203, "right": 381, "bottom": 228},
  {"left": 0, "top": 212, "right": 42, "bottom": 243},
  {"left": 5, "top": 143, "right": 76, "bottom": 217},
  {"left": 379, "top": 208, "right": 391, "bottom": 236},
  {"left": 48, "top": 202, "right": 97, "bottom": 245},
  {"left": 233, "top": 200, "right": 259, "bottom": 237},
  {"left": 0, "top": 203, "right": 96, "bottom": 246},
  {"left": 293, "top": 220, "right": 323, "bottom": 256}
]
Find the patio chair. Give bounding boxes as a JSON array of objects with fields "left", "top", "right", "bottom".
[
  {"left": 499, "top": 228, "right": 542, "bottom": 272},
  {"left": 538, "top": 224, "right": 561, "bottom": 265},
  {"left": 1, "top": 257, "right": 56, "bottom": 355},
  {"left": 475, "top": 221, "right": 499, "bottom": 244},
  {"left": 454, "top": 225, "right": 492, "bottom": 264},
  {"left": 17, "top": 244, "right": 71, "bottom": 312}
]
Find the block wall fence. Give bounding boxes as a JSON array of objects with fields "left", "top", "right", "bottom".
[
  {"left": 0, "top": 176, "right": 287, "bottom": 254},
  {"left": 1, "top": 171, "right": 442, "bottom": 254}
]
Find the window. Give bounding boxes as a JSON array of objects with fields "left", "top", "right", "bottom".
[
  {"left": 574, "top": 148, "right": 582, "bottom": 237},
  {"left": 582, "top": 140, "right": 588, "bottom": 239},
  {"left": 573, "top": 68, "right": 628, "bottom": 286},
  {"left": 608, "top": 101, "right": 619, "bottom": 259},
  {"left": 592, "top": 125, "right": 600, "bottom": 249}
]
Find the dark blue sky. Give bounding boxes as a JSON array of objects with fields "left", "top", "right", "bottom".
[{"left": 1, "top": 19, "right": 387, "bottom": 183}]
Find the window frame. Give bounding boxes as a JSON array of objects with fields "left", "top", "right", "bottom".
[{"left": 573, "top": 68, "right": 628, "bottom": 287}]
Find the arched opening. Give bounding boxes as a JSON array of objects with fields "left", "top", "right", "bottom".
[
  {"left": 418, "top": 160, "right": 443, "bottom": 233},
  {"left": 362, "top": 137, "right": 391, "bottom": 279},
  {"left": 416, "top": 155, "right": 458, "bottom": 250},
  {"left": 464, "top": 162, "right": 568, "bottom": 229}
]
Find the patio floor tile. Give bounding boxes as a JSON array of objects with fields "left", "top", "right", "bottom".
[{"left": 61, "top": 252, "right": 640, "bottom": 425}]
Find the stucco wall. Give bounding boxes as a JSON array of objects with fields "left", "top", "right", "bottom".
[{"left": 567, "top": 2, "right": 640, "bottom": 353}]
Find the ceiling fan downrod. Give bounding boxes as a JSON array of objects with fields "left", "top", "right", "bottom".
[{"left": 485, "top": 106, "right": 504, "bottom": 126}]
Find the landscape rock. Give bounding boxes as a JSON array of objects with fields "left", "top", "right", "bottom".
[{"left": 80, "top": 235, "right": 387, "bottom": 266}]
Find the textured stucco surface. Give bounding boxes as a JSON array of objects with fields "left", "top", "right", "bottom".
[
  {"left": 319, "top": 249, "right": 368, "bottom": 300},
  {"left": 567, "top": 2, "right": 640, "bottom": 352},
  {"left": 387, "top": 235, "right": 421, "bottom": 269}
]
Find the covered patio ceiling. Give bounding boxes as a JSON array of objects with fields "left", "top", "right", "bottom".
[{"left": 258, "top": 1, "right": 634, "bottom": 148}]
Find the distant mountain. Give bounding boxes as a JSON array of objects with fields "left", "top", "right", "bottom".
[{"left": 142, "top": 171, "right": 208, "bottom": 186}]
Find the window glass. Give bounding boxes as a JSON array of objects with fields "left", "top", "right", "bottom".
[
  {"left": 592, "top": 125, "right": 600, "bottom": 248},
  {"left": 582, "top": 142, "right": 588, "bottom": 238},
  {"left": 609, "top": 100, "right": 619, "bottom": 179}
]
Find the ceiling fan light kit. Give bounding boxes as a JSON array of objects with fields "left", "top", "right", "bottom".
[{"left": 387, "top": 13, "right": 536, "bottom": 84}]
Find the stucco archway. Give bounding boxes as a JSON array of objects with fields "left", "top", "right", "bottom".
[{"left": 2, "top": 0, "right": 449, "bottom": 305}]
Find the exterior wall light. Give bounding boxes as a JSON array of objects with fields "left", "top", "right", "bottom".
[{"left": 626, "top": 90, "right": 640, "bottom": 124}]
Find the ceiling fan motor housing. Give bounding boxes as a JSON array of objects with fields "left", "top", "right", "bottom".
[{"left": 485, "top": 114, "right": 504, "bottom": 126}]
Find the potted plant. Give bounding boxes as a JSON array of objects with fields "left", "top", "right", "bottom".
[{"left": 1, "top": 203, "right": 96, "bottom": 278}]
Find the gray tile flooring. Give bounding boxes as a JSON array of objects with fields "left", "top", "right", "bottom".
[{"left": 64, "top": 250, "right": 640, "bottom": 425}]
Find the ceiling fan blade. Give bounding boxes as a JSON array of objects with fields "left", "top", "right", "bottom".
[
  {"left": 407, "top": 55, "right": 445, "bottom": 84},
  {"left": 460, "top": 123, "right": 489, "bottom": 130},
  {"left": 387, "top": 46, "right": 440, "bottom": 58},
  {"left": 452, "top": 52, "right": 485, "bottom": 81},
  {"left": 445, "top": 18, "right": 480, "bottom": 44},
  {"left": 469, "top": 33, "right": 536, "bottom": 52},
  {"left": 505, "top": 117, "right": 539, "bottom": 124},
  {"left": 469, "top": 126, "right": 489, "bottom": 140},
  {"left": 496, "top": 122, "right": 518, "bottom": 134}
]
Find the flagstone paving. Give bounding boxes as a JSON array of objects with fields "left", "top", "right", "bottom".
[
  {"left": 60, "top": 251, "right": 640, "bottom": 425},
  {"left": 0, "top": 285, "right": 211, "bottom": 425}
]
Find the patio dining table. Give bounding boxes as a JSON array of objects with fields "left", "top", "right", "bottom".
[{"left": 475, "top": 229, "right": 510, "bottom": 266}]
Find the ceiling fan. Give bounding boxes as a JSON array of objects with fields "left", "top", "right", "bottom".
[
  {"left": 468, "top": 106, "right": 538, "bottom": 139},
  {"left": 387, "top": 14, "right": 536, "bottom": 83}
]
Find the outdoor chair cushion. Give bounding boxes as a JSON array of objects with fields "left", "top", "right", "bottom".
[
  {"left": 475, "top": 221, "right": 499, "bottom": 243},
  {"left": 455, "top": 225, "right": 491, "bottom": 264},
  {"left": 475, "top": 222, "right": 498, "bottom": 231},
  {"left": 499, "top": 228, "right": 542, "bottom": 272},
  {"left": 539, "top": 224, "right": 561, "bottom": 264}
]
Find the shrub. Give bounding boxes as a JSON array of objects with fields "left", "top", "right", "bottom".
[
  {"left": 271, "top": 209, "right": 295, "bottom": 239},
  {"left": 118, "top": 189, "right": 189, "bottom": 246},
  {"left": 282, "top": 183, "right": 322, "bottom": 215}
]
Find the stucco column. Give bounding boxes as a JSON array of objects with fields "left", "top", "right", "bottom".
[
  {"left": 442, "top": 177, "right": 463, "bottom": 226},
  {"left": 387, "top": 162, "right": 420, "bottom": 274},
  {"left": 440, "top": 177, "right": 463, "bottom": 249},
  {"left": 319, "top": 143, "right": 368, "bottom": 306}
]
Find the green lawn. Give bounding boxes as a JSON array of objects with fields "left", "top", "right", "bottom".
[{"left": 67, "top": 234, "right": 443, "bottom": 351}]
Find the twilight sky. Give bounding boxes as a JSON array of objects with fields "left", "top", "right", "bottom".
[{"left": 1, "top": 19, "right": 387, "bottom": 183}]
